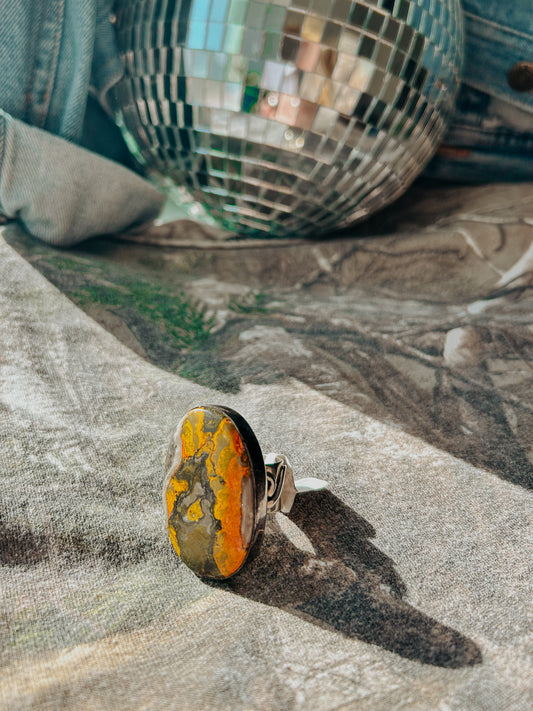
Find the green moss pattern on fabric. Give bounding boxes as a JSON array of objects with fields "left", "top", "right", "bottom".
[{"left": 7, "top": 230, "right": 214, "bottom": 370}]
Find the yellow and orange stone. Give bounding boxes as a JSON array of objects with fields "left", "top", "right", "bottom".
[{"left": 164, "top": 406, "right": 267, "bottom": 579}]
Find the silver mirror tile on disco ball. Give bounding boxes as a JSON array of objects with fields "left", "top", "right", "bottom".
[{"left": 113, "top": 0, "right": 463, "bottom": 237}]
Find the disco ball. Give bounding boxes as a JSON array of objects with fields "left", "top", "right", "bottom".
[{"left": 113, "top": 0, "right": 463, "bottom": 237}]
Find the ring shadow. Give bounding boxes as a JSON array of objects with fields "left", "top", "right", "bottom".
[{"left": 218, "top": 490, "right": 482, "bottom": 669}]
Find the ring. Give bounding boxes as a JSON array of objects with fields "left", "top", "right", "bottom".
[{"left": 163, "top": 405, "right": 326, "bottom": 580}]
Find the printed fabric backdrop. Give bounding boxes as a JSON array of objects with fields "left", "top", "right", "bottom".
[{"left": 0, "top": 181, "right": 532, "bottom": 710}]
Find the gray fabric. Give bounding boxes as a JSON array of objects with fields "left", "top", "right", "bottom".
[
  {"left": 1, "top": 180, "right": 532, "bottom": 709},
  {"left": 0, "top": 111, "right": 164, "bottom": 245}
]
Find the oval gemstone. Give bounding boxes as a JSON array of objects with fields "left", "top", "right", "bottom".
[{"left": 164, "top": 406, "right": 260, "bottom": 579}]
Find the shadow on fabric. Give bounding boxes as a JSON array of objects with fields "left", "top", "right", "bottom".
[{"left": 220, "top": 490, "right": 482, "bottom": 669}]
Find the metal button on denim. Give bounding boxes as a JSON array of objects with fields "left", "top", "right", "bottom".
[{"left": 508, "top": 62, "right": 533, "bottom": 93}]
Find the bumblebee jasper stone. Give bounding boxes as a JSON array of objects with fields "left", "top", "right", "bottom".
[{"left": 164, "top": 406, "right": 267, "bottom": 579}]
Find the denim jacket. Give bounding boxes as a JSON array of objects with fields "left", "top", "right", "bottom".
[
  {"left": 426, "top": 0, "right": 533, "bottom": 181},
  {"left": 0, "top": 1, "right": 531, "bottom": 245},
  {"left": 0, "top": 0, "right": 164, "bottom": 245}
]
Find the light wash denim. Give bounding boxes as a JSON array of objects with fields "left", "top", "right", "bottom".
[
  {"left": 0, "top": 0, "right": 164, "bottom": 245},
  {"left": 0, "top": 1, "right": 531, "bottom": 245}
]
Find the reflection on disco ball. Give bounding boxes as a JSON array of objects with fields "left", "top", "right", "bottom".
[{"left": 113, "top": 0, "right": 463, "bottom": 237}]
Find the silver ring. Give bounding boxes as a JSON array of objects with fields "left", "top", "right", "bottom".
[{"left": 164, "top": 405, "right": 326, "bottom": 579}]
